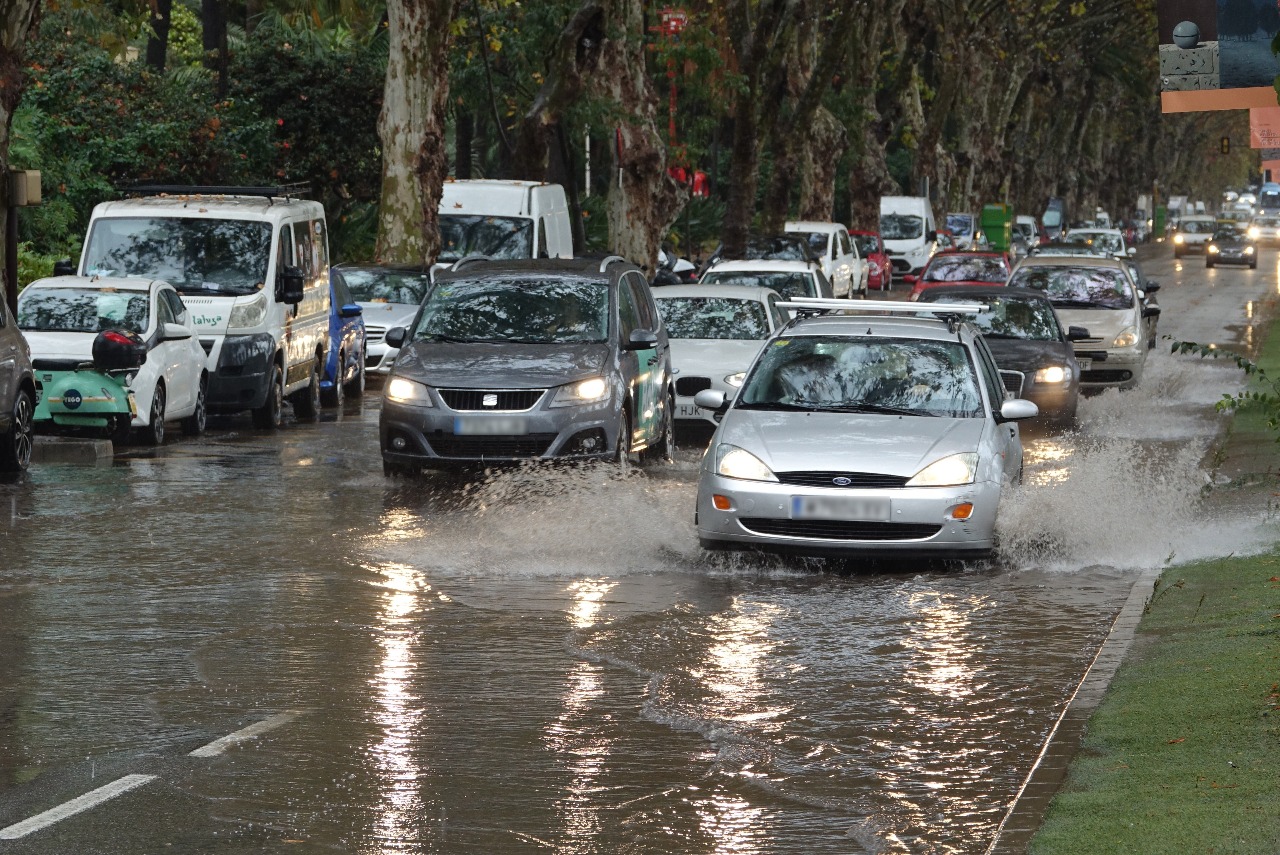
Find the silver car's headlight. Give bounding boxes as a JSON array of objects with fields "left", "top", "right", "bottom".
[
  {"left": 386, "top": 376, "right": 433, "bottom": 406},
  {"left": 1112, "top": 327, "right": 1138, "bottom": 348},
  {"left": 1033, "top": 365, "right": 1070, "bottom": 384},
  {"left": 724, "top": 372, "right": 746, "bottom": 388},
  {"left": 906, "top": 452, "right": 977, "bottom": 487},
  {"left": 550, "top": 376, "right": 610, "bottom": 407},
  {"left": 715, "top": 444, "right": 778, "bottom": 482}
]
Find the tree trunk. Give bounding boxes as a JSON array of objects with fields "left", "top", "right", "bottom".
[
  {"left": 201, "top": 0, "right": 229, "bottom": 98},
  {"left": 797, "top": 106, "right": 846, "bottom": 220},
  {"left": 146, "top": 0, "right": 173, "bottom": 71},
  {"left": 375, "top": 0, "right": 457, "bottom": 264},
  {"left": 0, "top": 0, "right": 41, "bottom": 315}
]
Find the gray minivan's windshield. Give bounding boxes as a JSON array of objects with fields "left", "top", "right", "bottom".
[
  {"left": 739, "top": 336, "right": 982, "bottom": 418},
  {"left": 18, "top": 288, "right": 150, "bottom": 334},
  {"left": 438, "top": 215, "right": 533, "bottom": 262},
  {"left": 413, "top": 277, "right": 608, "bottom": 344},
  {"left": 82, "top": 217, "right": 272, "bottom": 296}
]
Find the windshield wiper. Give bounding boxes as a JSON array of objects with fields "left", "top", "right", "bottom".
[
  {"left": 736, "top": 401, "right": 817, "bottom": 412},
  {"left": 421, "top": 334, "right": 477, "bottom": 343},
  {"left": 804, "top": 401, "right": 926, "bottom": 416},
  {"left": 1049, "top": 299, "right": 1100, "bottom": 308}
]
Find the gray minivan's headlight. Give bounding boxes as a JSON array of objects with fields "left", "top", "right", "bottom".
[
  {"left": 550, "top": 377, "right": 610, "bottom": 407},
  {"left": 386, "top": 376, "right": 433, "bottom": 406}
]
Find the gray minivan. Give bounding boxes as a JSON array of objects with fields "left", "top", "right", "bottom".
[
  {"left": 0, "top": 298, "right": 35, "bottom": 471},
  {"left": 379, "top": 257, "right": 675, "bottom": 474}
]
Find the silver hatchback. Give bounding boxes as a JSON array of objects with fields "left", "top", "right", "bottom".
[{"left": 694, "top": 301, "right": 1038, "bottom": 559}]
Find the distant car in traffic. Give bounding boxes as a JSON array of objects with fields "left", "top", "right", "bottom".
[
  {"left": 653, "top": 285, "right": 788, "bottom": 428},
  {"left": 321, "top": 270, "right": 367, "bottom": 408},
  {"left": 944, "top": 212, "right": 986, "bottom": 250},
  {"left": 916, "top": 286, "right": 1086, "bottom": 427},
  {"left": 1064, "top": 227, "right": 1134, "bottom": 259},
  {"left": 850, "top": 230, "right": 892, "bottom": 290},
  {"left": 693, "top": 299, "right": 1038, "bottom": 559},
  {"left": 334, "top": 263, "right": 433, "bottom": 375},
  {"left": 906, "top": 250, "right": 1012, "bottom": 301},
  {"left": 1248, "top": 215, "right": 1280, "bottom": 245},
  {"left": 0, "top": 299, "right": 35, "bottom": 471},
  {"left": 379, "top": 257, "right": 675, "bottom": 474},
  {"left": 1008, "top": 256, "right": 1157, "bottom": 391},
  {"left": 699, "top": 234, "right": 818, "bottom": 276},
  {"left": 1206, "top": 227, "right": 1258, "bottom": 269},
  {"left": 1172, "top": 215, "right": 1216, "bottom": 257},
  {"left": 700, "top": 259, "right": 834, "bottom": 302},
  {"left": 785, "top": 221, "right": 867, "bottom": 297}
]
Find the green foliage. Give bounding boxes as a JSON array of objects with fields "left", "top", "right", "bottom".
[
  {"left": 1169, "top": 338, "right": 1280, "bottom": 437},
  {"left": 16, "top": 243, "right": 58, "bottom": 290},
  {"left": 167, "top": 3, "right": 205, "bottom": 67}
]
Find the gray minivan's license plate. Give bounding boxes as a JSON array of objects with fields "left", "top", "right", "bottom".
[
  {"left": 792, "top": 495, "right": 891, "bottom": 521},
  {"left": 454, "top": 416, "right": 528, "bottom": 435}
]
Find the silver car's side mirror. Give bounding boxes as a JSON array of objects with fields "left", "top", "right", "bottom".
[
  {"left": 694, "top": 389, "right": 728, "bottom": 411},
  {"left": 998, "top": 399, "right": 1039, "bottom": 422}
]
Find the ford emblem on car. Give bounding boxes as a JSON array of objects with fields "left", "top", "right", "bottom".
[{"left": 832, "top": 476, "right": 852, "bottom": 486}]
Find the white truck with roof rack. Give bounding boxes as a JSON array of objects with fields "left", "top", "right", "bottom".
[{"left": 71, "top": 184, "right": 330, "bottom": 428}]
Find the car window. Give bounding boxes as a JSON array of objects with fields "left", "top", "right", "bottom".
[
  {"left": 703, "top": 271, "right": 814, "bottom": 301},
  {"left": 767, "top": 294, "right": 786, "bottom": 328},
  {"left": 339, "top": 268, "right": 431, "bottom": 305},
  {"left": 923, "top": 255, "right": 1008, "bottom": 282},
  {"left": 161, "top": 289, "right": 187, "bottom": 323},
  {"left": 617, "top": 279, "right": 640, "bottom": 340},
  {"left": 972, "top": 336, "right": 1008, "bottom": 406},
  {"left": 626, "top": 273, "right": 657, "bottom": 331},
  {"left": 156, "top": 289, "right": 177, "bottom": 325},
  {"left": 920, "top": 293, "right": 1061, "bottom": 342},
  {"left": 738, "top": 335, "right": 982, "bottom": 418},
  {"left": 654, "top": 296, "right": 771, "bottom": 340},
  {"left": 332, "top": 272, "right": 355, "bottom": 307},
  {"left": 838, "top": 231, "right": 853, "bottom": 257},
  {"left": 536, "top": 220, "right": 549, "bottom": 259},
  {"left": 411, "top": 275, "right": 608, "bottom": 344},
  {"left": 1009, "top": 266, "right": 1134, "bottom": 310},
  {"left": 880, "top": 214, "right": 923, "bottom": 240},
  {"left": 18, "top": 288, "right": 151, "bottom": 334},
  {"left": 0, "top": 304, "right": 7, "bottom": 328}
]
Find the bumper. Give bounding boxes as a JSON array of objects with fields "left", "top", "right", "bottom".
[
  {"left": 206, "top": 333, "right": 276, "bottom": 412},
  {"left": 1207, "top": 251, "right": 1255, "bottom": 265},
  {"left": 1018, "top": 380, "right": 1079, "bottom": 420},
  {"left": 1174, "top": 240, "right": 1208, "bottom": 254},
  {"left": 695, "top": 473, "right": 1000, "bottom": 558},
  {"left": 365, "top": 340, "right": 400, "bottom": 375},
  {"left": 1076, "top": 348, "right": 1144, "bottom": 389},
  {"left": 380, "top": 396, "right": 622, "bottom": 467},
  {"left": 33, "top": 370, "right": 134, "bottom": 430}
]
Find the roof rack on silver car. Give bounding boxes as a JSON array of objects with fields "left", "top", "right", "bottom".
[
  {"left": 598, "top": 255, "right": 627, "bottom": 273},
  {"left": 450, "top": 255, "right": 494, "bottom": 271}
]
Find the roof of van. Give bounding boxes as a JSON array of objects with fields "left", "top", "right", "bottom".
[
  {"left": 439, "top": 179, "right": 561, "bottom": 217},
  {"left": 91, "top": 195, "right": 324, "bottom": 223}
]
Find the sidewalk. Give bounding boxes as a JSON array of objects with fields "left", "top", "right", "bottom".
[{"left": 1003, "top": 302, "right": 1280, "bottom": 853}]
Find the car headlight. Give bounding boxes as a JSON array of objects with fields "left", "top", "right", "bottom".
[
  {"left": 386, "top": 376, "right": 433, "bottom": 406},
  {"left": 715, "top": 443, "right": 778, "bottom": 482},
  {"left": 725, "top": 372, "right": 746, "bottom": 388},
  {"left": 1113, "top": 327, "right": 1138, "bottom": 348},
  {"left": 1245, "top": 245, "right": 1255, "bottom": 255},
  {"left": 1207, "top": 244, "right": 1219, "bottom": 253},
  {"left": 906, "top": 452, "right": 977, "bottom": 487},
  {"left": 1174, "top": 234, "right": 1184, "bottom": 244},
  {"left": 226, "top": 293, "right": 268, "bottom": 331},
  {"left": 1033, "top": 365, "right": 1069, "bottom": 384},
  {"left": 1248, "top": 227, "right": 1260, "bottom": 239},
  {"left": 550, "top": 376, "right": 610, "bottom": 407}
]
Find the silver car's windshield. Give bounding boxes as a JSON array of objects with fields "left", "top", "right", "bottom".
[
  {"left": 339, "top": 268, "right": 432, "bottom": 305},
  {"left": 82, "top": 217, "right": 271, "bottom": 297},
  {"left": 738, "top": 336, "right": 983, "bottom": 418},
  {"left": 437, "top": 215, "right": 533, "bottom": 262},
  {"left": 18, "top": 288, "right": 150, "bottom": 334},
  {"left": 656, "top": 297, "right": 770, "bottom": 340},
  {"left": 412, "top": 276, "right": 608, "bottom": 344},
  {"left": 1009, "top": 266, "right": 1134, "bottom": 310},
  {"left": 703, "top": 272, "right": 816, "bottom": 300}
]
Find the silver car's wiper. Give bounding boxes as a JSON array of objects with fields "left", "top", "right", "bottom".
[
  {"left": 736, "top": 400, "right": 816, "bottom": 412},
  {"left": 1050, "top": 299, "right": 1100, "bottom": 308},
  {"left": 803, "top": 401, "right": 926, "bottom": 417}
]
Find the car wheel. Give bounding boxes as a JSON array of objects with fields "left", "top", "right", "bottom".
[
  {"left": 1251, "top": 260, "right": 1258, "bottom": 269},
  {"left": 292, "top": 358, "right": 321, "bottom": 420},
  {"left": 142, "top": 382, "right": 166, "bottom": 446},
  {"left": 642, "top": 391, "right": 676, "bottom": 465},
  {"left": 615, "top": 410, "right": 634, "bottom": 474},
  {"left": 181, "top": 374, "right": 207, "bottom": 436},
  {"left": 0, "top": 389, "right": 34, "bottom": 472},
  {"left": 1206, "top": 259, "right": 1214, "bottom": 268},
  {"left": 343, "top": 348, "right": 366, "bottom": 402},
  {"left": 251, "top": 362, "right": 284, "bottom": 430},
  {"left": 322, "top": 354, "right": 344, "bottom": 409}
]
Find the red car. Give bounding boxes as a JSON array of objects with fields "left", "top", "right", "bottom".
[
  {"left": 850, "top": 230, "right": 892, "bottom": 290},
  {"left": 906, "top": 250, "right": 1012, "bottom": 301}
]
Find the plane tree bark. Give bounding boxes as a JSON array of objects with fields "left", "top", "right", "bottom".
[{"left": 0, "top": 0, "right": 41, "bottom": 314}]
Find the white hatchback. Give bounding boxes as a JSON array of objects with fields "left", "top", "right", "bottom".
[{"left": 785, "top": 221, "right": 867, "bottom": 297}]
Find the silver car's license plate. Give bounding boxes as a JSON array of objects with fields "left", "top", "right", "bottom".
[
  {"left": 454, "top": 416, "right": 528, "bottom": 435},
  {"left": 792, "top": 495, "right": 890, "bottom": 521}
]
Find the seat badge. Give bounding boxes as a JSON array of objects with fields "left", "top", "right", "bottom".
[{"left": 483, "top": 393, "right": 498, "bottom": 408}]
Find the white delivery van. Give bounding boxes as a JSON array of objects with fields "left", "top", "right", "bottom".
[
  {"left": 879, "top": 196, "right": 937, "bottom": 276},
  {"left": 438, "top": 179, "right": 573, "bottom": 264},
  {"left": 784, "top": 220, "right": 867, "bottom": 297},
  {"left": 75, "top": 186, "right": 330, "bottom": 429}
]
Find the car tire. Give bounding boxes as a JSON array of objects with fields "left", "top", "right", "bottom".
[
  {"left": 142, "top": 382, "right": 166, "bottom": 446},
  {"left": 641, "top": 391, "right": 676, "bottom": 466},
  {"left": 181, "top": 374, "right": 207, "bottom": 436},
  {"left": 321, "top": 354, "right": 344, "bottom": 409},
  {"left": 0, "top": 389, "right": 34, "bottom": 472},
  {"left": 292, "top": 358, "right": 321, "bottom": 420},
  {"left": 1251, "top": 260, "right": 1258, "bottom": 269},
  {"left": 251, "top": 362, "right": 284, "bottom": 430},
  {"left": 615, "top": 409, "right": 634, "bottom": 474},
  {"left": 343, "top": 348, "right": 365, "bottom": 402}
]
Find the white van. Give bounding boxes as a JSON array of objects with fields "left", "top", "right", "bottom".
[
  {"left": 879, "top": 196, "right": 937, "bottom": 276},
  {"left": 784, "top": 220, "right": 867, "bottom": 297},
  {"left": 438, "top": 179, "right": 572, "bottom": 263},
  {"left": 75, "top": 186, "right": 330, "bottom": 428}
]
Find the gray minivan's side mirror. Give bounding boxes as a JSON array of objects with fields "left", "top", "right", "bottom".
[
  {"left": 384, "top": 327, "right": 407, "bottom": 349},
  {"left": 279, "top": 266, "right": 306, "bottom": 305},
  {"left": 624, "top": 329, "right": 659, "bottom": 351}
]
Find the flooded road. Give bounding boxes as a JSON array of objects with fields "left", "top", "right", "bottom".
[{"left": 0, "top": 248, "right": 1276, "bottom": 854}]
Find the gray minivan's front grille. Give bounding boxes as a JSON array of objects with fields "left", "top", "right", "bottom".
[{"left": 438, "top": 389, "right": 545, "bottom": 411}]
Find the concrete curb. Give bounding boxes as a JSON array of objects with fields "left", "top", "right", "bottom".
[
  {"left": 31, "top": 437, "right": 113, "bottom": 464},
  {"left": 984, "top": 563, "right": 1164, "bottom": 854}
]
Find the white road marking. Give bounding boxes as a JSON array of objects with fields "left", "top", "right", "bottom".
[
  {"left": 0, "top": 774, "right": 158, "bottom": 839},
  {"left": 188, "top": 711, "right": 302, "bottom": 758}
]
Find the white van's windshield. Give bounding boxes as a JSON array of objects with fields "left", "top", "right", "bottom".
[
  {"left": 438, "top": 215, "right": 534, "bottom": 262},
  {"left": 83, "top": 217, "right": 272, "bottom": 297},
  {"left": 880, "top": 214, "right": 924, "bottom": 240}
]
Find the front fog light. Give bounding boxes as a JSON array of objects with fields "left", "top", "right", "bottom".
[
  {"left": 906, "top": 452, "right": 977, "bottom": 487},
  {"left": 1033, "top": 365, "right": 1068, "bottom": 384},
  {"left": 1112, "top": 327, "right": 1138, "bottom": 348},
  {"left": 386, "top": 377, "right": 433, "bottom": 405},
  {"left": 715, "top": 444, "right": 778, "bottom": 482}
]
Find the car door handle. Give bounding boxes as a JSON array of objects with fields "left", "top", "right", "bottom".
[{"left": 647, "top": 356, "right": 659, "bottom": 366}]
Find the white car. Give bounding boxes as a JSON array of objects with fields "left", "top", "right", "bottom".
[
  {"left": 653, "top": 285, "right": 789, "bottom": 427},
  {"left": 334, "top": 264, "right": 433, "bottom": 374},
  {"left": 785, "top": 221, "right": 867, "bottom": 297},
  {"left": 1171, "top": 215, "right": 1216, "bottom": 257},
  {"left": 1064, "top": 227, "right": 1134, "bottom": 259},
  {"left": 18, "top": 276, "right": 208, "bottom": 444},
  {"left": 1249, "top": 215, "right": 1280, "bottom": 245},
  {"left": 1009, "top": 256, "right": 1155, "bottom": 391},
  {"left": 700, "top": 259, "right": 834, "bottom": 304}
]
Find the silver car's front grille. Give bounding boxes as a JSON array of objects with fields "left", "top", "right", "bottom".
[
  {"left": 741, "top": 518, "right": 942, "bottom": 540},
  {"left": 675, "top": 376, "right": 712, "bottom": 396},
  {"left": 775, "top": 471, "right": 910, "bottom": 489},
  {"left": 438, "top": 388, "right": 546, "bottom": 411}
]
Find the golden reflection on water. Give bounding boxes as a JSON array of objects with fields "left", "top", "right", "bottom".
[
  {"left": 367, "top": 562, "right": 429, "bottom": 852},
  {"left": 904, "top": 594, "right": 979, "bottom": 701},
  {"left": 696, "top": 792, "right": 766, "bottom": 855},
  {"left": 1022, "top": 437, "right": 1073, "bottom": 486},
  {"left": 365, "top": 508, "right": 427, "bottom": 545},
  {"left": 705, "top": 601, "right": 781, "bottom": 719}
]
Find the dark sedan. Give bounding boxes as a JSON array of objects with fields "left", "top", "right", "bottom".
[
  {"left": 1206, "top": 228, "right": 1257, "bottom": 269},
  {"left": 916, "top": 286, "right": 1087, "bottom": 427}
]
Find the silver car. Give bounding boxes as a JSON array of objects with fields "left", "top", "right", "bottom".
[{"left": 694, "top": 301, "right": 1037, "bottom": 559}]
